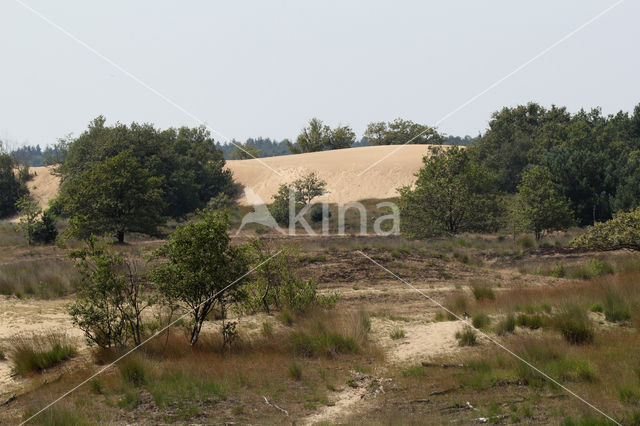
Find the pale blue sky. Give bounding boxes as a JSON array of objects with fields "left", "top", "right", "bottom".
[{"left": 1, "top": 0, "right": 638, "bottom": 148}]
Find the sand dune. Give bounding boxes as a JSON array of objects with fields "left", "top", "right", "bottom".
[
  {"left": 10, "top": 145, "right": 440, "bottom": 211},
  {"left": 227, "top": 144, "right": 438, "bottom": 205}
]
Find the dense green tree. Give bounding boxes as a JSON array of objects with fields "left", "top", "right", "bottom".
[
  {"left": 572, "top": 206, "right": 640, "bottom": 251},
  {"left": 363, "top": 118, "right": 445, "bottom": 146},
  {"left": 287, "top": 118, "right": 356, "bottom": 153},
  {"left": 269, "top": 172, "right": 327, "bottom": 226},
  {"left": 398, "top": 146, "right": 503, "bottom": 238},
  {"left": 57, "top": 116, "right": 235, "bottom": 218},
  {"left": 513, "top": 166, "right": 574, "bottom": 240},
  {"left": 469, "top": 103, "right": 571, "bottom": 192},
  {"left": 151, "top": 210, "right": 249, "bottom": 346},
  {"left": 15, "top": 196, "right": 41, "bottom": 245},
  {"left": 0, "top": 144, "right": 28, "bottom": 218},
  {"left": 59, "top": 150, "right": 165, "bottom": 243}
]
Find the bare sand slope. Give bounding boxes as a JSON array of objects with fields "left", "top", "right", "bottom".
[
  {"left": 227, "top": 144, "right": 438, "bottom": 205},
  {"left": 25, "top": 166, "right": 60, "bottom": 211}
]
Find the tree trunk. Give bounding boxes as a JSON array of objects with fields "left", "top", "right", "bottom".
[{"left": 117, "top": 230, "right": 125, "bottom": 244}]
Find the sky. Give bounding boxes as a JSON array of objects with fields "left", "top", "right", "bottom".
[{"left": 1, "top": 0, "right": 638, "bottom": 148}]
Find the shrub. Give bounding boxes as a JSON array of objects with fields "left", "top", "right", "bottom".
[
  {"left": 551, "top": 261, "right": 565, "bottom": 278},
  {"left": 517, "top": 236, "right": 535, "bottom": 249},
  {"left": 289, "top": 362, "right": 302, "bottom": 380},
  {"left": 472, "top": 312, "right": 491, "bottom": 329},
  {"left": 310, "top": 204, "right": 330, "bottom": 223},
  {"left": 262, "top": 321, "right": 274, "bottom": 336},
  {"left": 470, "top": 281, "right": 495, "bottom": 301},
  {"left": 279, "top": 310, "right": 294, "bottom": 326},
  {"left": 555, "top": 305, "right": 594, "bottom": 345},
  {"left": 589, "top": 303, "right": 603, "bottom": 313},
  {"left": 587, "top": 259, "right": 614, "bottom": 277},
  {"left": 455, "top": 327, "right": 477, "bottom": 346},
  {"left": 290, "top": 331, "right": 359, "bottom": 357},
  {"left": 619, "top": 386, "right": 640, "bottom": 404},
  {"left": 390, "top": 327, "right": 406, "bottom": 340},
  {"left": 496, "top": 314, "right": 516, "bottom": 335},
  {"left": 9, "top": 333, "right": 76, "bottom": 376}
]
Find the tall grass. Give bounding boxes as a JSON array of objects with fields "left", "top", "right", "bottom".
[
  {"left": 0, "top": 259, "right": 79, "bottom": 298},
  {"left": 9, "top": 333, "right": 76, "bottom": 375}
]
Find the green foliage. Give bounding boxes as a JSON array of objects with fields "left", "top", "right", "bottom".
[
  {"left": 58, "top": 117, "right": 235, "bottom": 219},
  {"left": 243, "top": 241, "right": 327, "bottom": 314},
  {"left": 398, "top": 146, "right": 503, "bottom": 238},
  {"left": 287, "top": 118, "right": 355, "bottom": 153},
  {"left": 603, "top": 289, "right": 631, "bottom": 323},
  {"left": 69, "top": 239, "right": 153, "bottom": 348},
  {"left": 310, "top": 204, "right": 330, "bottom": 223},
  {"left": 290, "top": 331, "right": 359, "bottom": 357},
  {"left": 289, "top": 362, "right": 302, "bottom": 380},
  {"left": 470, "top": 281, "right": 495, "bottom": 301},
  {"left": 455, "top": 327, "right": 477, "bottom": 346},
  {"left": 230, "top": 141, "right": 260, "bottom": 159},
  {"left": 15, "top": 196, "right": 41, "bottom": 245},
  {"left": 118, "top": 355, "right": 148, "bottom": 387},
  {"left": 555, "top": 305, "right": 594, "bottom": 345},
  {"left": 9, "top": 333, "right": 76, "bottom": 376},
  {"left": 59, "top": 150, "right": 165, "bottom": 243},
  {"left": 148, "top": 371, "right": 227, "bottom": 409},
  {"left": 363, "top": 118, "right": 445, "bottom": 145},
  {"left": 496, "top": 314, "right": 516, "bottom": 335},
  {"left": 513, "top": 166, "right": 574, "bottom": 240},
  {"left": 269, "top": 172, "right": 327, "bottom": 225},
  {"left": 472, "top": 312, "right": 491, "bottom": 329},
  {"left": 151, "top": 210, "right": 248, "bottom": 346},
  {"left": 0, "top": 150, "right": 28, "bottom": 218},
  {"left": 572, "top": 206, "right": 640, "bottom": 251}
]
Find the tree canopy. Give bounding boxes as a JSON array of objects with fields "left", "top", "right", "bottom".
[
  {"left": 363, "top": 118, "right": 445, "bottom": 145},
  {"left": 287, "top": 118, "right": 356, "bottom": 153},
  {"left": 398, "top": 146, "right": 502, "bottom": 238},
  {"left": 58, "top": 150, "right": 165, "bottom": 243},
  {"left": 513, "top": 166, "right": 574, "bottom": 240},
  {"left": 57, "top": 116, "right": 235, "bottom": 219},
  {"left": 572, "top": 206, "right": 640, "bottom": 251},
  {"left": 0, "top": 144, "right": 28, "bottom": 218}
]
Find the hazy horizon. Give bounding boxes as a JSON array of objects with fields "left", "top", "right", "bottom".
[{"left": 1, "top": 0, "right": 638, "bottom": 149}]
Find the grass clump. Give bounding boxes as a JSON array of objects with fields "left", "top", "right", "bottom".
[
  {"left": 619, "top": 386, "right": 640, "bottom": 404},
  {"left": 471, "top": 312, "right": 491, "bottom": 330},
  {"left": 262, "top": 320, "right": 274, "bottom": 336},
  {"left": 496, "top": 314, "right": 516, "bottom": 335},
  {"left": 455, "top": 327, "right": 477, "bottom": 346},
  {"left": 9, "top": 333, "right": 76, "bottom": 376},
  {"left": 555, "top": 304, "right": 594, "bottom": 345},
  {"left": 470, "top": 280, "right": 495, "bottom": 301},
  {"left": 148, "top": 371, "right": 227, "bottom": 409},
  {"left": 291, "top": 331, "right": 359, "bottom": 357},
  {"left": 603, "top": 289, "right": 631, "bottom": 323},
  {"left": 118, "top": 355, "right": 148, "bottom": 387},
  {"left": 289, "top": 362, "right": 302, "bottom": 380},
  {"left": 389, "top": 327, "right": 406, "bottom": 340},
  {"left": 516, "top": 313, "right": 549, "bottom": 330}
]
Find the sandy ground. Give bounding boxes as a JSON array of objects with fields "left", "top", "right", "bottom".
[{"left": 227, "top": 144, "right": 439, "bottom": 205}]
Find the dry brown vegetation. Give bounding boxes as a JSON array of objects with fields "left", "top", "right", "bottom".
[{"left": 1, "top": 226, "right": 640, "bottom": 425}]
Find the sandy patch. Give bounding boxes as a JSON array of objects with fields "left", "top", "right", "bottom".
[{"left": 227, "top": 144, "right": 441, "bottom": 205}]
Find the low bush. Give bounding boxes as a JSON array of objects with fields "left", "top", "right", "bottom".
[
  {"left": 9, "top": 333, "right": 76, "bottom": 375},
  {"left": 472, "top": 312, "right": 491, "bottom": 329},
  {"left": 555, "top": 305, "right": 594, "bottom": 345},
  {"left": 517, "top": 236, "right": 535, "bottom": 249}
]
